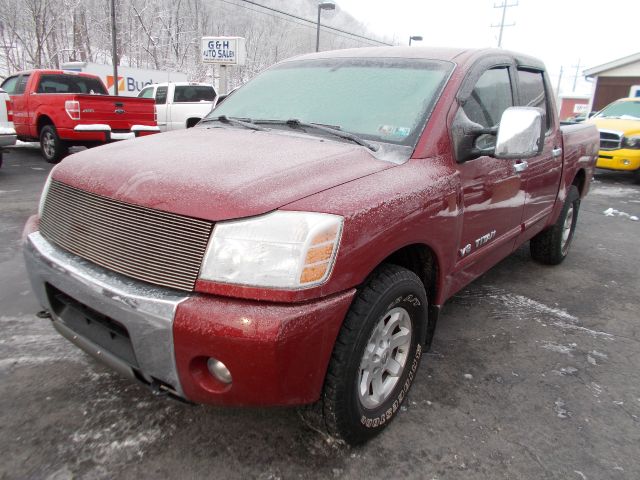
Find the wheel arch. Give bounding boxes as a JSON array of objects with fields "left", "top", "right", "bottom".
[
  {"left": 379, "top": 243, "right": 440, "bottom": 304},
  {"left": 375, "top": 242, "right": 442, "bottom": 348},
  {"left": 572, "top": 168, "right": 587, "bottom": 198},
  {"left": 36, "top": 114, "right": 54, "bottom": 135}
]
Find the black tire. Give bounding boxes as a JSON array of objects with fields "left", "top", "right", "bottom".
[
  {"left": 39, "top": 125, "right": 68, "bottom": 164},
  {"left": 531, "top": 185, "right": 580, "bottom": 265},
  {"left": 321, "top": 264, "right": 428, "bottom": 445},
  {"left": 634, "top": 169, "right": 640, "bottom": 184}
]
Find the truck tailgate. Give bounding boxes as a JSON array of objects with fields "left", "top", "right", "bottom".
[{"left": 74, "top": 95, "right": 155, "bottom": 129}]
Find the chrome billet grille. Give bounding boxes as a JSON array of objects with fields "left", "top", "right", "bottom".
[
  {"left": 599, "top": 130, "right": 622, "bottom": 151},
  {"left": 40, "top": 180, "right": 213, "bottom": 291}
]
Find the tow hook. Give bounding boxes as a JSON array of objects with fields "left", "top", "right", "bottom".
[{"left": 36, "top": 310, "right": 51, "bottom": 319}]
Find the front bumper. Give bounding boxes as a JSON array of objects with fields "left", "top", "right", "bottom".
[
  {"left": 24, "top": 230, "right": 188, "bottom": 396},
  {"left": 23, "top": 225, "right": 355, "bottom": 406},
  {"left": 596, "top": 149, "right": 640, "bottom": 171}
]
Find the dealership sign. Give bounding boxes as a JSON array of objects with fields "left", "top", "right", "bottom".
[{"left": 202, "top": 37, "right": 246, "bottom": 65}]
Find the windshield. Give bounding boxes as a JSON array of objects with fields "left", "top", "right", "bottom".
[
  {"left": 37, "top": 74, "right": 108, "bottom": 95},
  {"left": 596, "top": 100, "right": 640, "bottom": 119},
  {"left": 208, "top": 57, "right": 453, "bottom": 147}
]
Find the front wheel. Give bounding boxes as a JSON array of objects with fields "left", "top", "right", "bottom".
[
  {"left": 40, "top": 125, "right": 68, "bottom": 164},
  {"left": 321, "top": 264, "right": 427, "bottom": 445},
  {"left": 530, "top": 185, "right": 580, "bottom": 265}
]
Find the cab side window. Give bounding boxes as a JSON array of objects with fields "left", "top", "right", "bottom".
[
  {"left": 517, "top": 69, "right": 551, "bottom": 131},
  {"left": 463, "top": 67, "right": 513, "bottom": 128}
]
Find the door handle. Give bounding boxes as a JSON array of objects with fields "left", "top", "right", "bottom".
[
  {"left": 552, "top": 147, "right": 563, "bottom": 157},
  {"left": 514, "top": 160, "right": 528, "bottom": 173}
]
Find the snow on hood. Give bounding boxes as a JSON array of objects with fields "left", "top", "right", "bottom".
[{"left": 52, "top": 127, "right": 396, "bottom": 222}]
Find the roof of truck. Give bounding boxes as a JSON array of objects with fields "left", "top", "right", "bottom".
[
  {"left": 7, "top": 69, "right": 101, "bottom": 79},
  {"left": 288, "top": 46, "right": 545, "bottom": 71}
]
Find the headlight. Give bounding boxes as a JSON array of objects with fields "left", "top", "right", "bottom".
[
  {"left": 622, "top": 135, "right": 640, "bottom": 149},
  {"left": 199, "top": 211, "right": 343, "bottom": 289},
  {"left": 38, "top": 171, "right": 54, "bottom": 217}
]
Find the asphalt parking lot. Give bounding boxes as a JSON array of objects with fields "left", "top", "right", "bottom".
[{"left": 1, "top": 145, "right": 639, "bottom": 480}]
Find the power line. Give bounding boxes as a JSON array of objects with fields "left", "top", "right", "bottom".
[
  {"left": 217, "top": 0, "right": 382, "bottom": 47},
  {"left": 229, "top": 0, "right": 393, "bottom": 46},
  {"left": 491, "top": 1, "right": 518, "bottom": 47}
]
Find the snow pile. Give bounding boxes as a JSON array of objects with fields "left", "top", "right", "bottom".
[{"left": 603, "top": 208, "right": 639, "bottom": 221}]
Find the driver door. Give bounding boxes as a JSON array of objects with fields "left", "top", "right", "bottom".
[{"left": 453, "top": 65, "right": 526, "bottom": 274}]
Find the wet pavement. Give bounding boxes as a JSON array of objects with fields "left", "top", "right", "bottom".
[{"left": 1, "top": 145, "right": 638, "bottom": 479}]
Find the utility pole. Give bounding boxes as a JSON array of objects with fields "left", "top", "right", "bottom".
[
  {"left": 571, "top": 59, "right": 582, "bottom": 93},
  {"left": 110, "top": 0, "right": 119, "bottom": 96},
  {"left": 491, "top": 1, "right": 518, "bottom": 48}
]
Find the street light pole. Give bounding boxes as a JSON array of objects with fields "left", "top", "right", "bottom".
[
  {"left": 409, "top": 35, "right": 423, "bottom": 46},
  {"left": 316, "top": 2, "right": 336, "bottom": 53},
  {"left": 110, "top": 0, "right": 119, "bottom": 96}
]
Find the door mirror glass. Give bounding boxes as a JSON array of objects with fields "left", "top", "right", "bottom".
[{"left": 494, "top": 107, "right": 544, "bottom": 159}]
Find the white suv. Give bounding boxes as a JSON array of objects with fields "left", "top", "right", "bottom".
[
  {"left": 138, "top": 82, "right": 217, "bottom": 132},
  {"left": 0, "top": 87, "right": 17, "bottom": 168}
]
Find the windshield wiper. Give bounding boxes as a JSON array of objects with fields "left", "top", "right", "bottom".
[
  {"left": 200, "top": 115, "right": 268, "bottom": 132},
  {"left": 254, "top": 118, "right": 379, "bottom": 152}
]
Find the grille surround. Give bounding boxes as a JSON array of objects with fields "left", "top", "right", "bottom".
[
  {"left": 40, "top": 180, "right": 213, "bottom": 291},
  {"left": 599, "top": 130, "right": 622, "bottom": 151}
]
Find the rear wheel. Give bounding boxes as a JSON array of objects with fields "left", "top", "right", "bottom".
[
  {"left": 321, "top": 264, "right": 427, "bottom": 445},
  {"left": 40, "top": 125, "right": 68, "bottom": 164},
  {"left": 531, "top": 185, "right": 580, "bottom": 265}
]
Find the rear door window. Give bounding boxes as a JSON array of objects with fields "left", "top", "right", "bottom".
[
  {"left": 155, "top": 86, "right": 168, "bottom": 105},
  {"left": 517, "top": 69, "right": 551, "bottom": 131},
  {"left": 36, "top": 74, "right": 107, "bottom": 94},
  {"left": 173, "top": 86, "right": 216, "bottom": 103},
  {"left": 15, "top": 74, "right": 31, "bottom": 94}
]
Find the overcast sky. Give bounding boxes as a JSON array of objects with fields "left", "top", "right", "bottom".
[{"left": 333, "top": 0, "right": 639, "bottom": 95}]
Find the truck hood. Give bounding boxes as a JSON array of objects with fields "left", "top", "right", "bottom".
[
  {"left": 52, "top": 127, "right": 396, "bottom": 221},
  {"left": 588, "top": 117, "right": 640, "bottom": 135}
]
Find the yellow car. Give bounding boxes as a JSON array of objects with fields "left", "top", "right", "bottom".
[{"left": 588, "top": 97, "right": 640, "bottom": 180}]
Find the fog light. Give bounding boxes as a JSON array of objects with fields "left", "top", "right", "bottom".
[
  {"left": 622, "top": 159, "right": 631, "bottom": 165},
  {"left": 207, "top": 358, "right": 232, "bottom": 384}
]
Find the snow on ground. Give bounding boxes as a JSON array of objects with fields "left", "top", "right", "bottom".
[
  {"left": 603, "top": 207, "right": 639, "bottom": 221},
  {"left": 590, "top": 184, "right": 639, "bottom": 198},
  {"left": 1, "top": 314, "right": 178, "bottom": 478}
]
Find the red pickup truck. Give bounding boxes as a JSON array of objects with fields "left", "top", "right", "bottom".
[
  {"left": 1, "top": 70, "right": 159, "bottom": 163},
  {"left": 23, "top": 47, "right": 598, "bottom": 445}
]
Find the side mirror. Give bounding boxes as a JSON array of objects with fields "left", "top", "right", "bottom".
[
  {"left": 588, "top": 111, "right": 597, "bottom": 118},
  {"left": 494, "top": 107, "right": 544, "bottom": 159}
]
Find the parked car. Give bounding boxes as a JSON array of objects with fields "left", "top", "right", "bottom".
[
  {"left": 587, "top": 97, "right": 640, "bottom": 181},
  {"left": 24, "top": 47, "right": 598, "bottom": 445},
  {"left": 0, "top": 87, "right": 17, "bottom": 168},
  {"left": 138, "top": 82, "right": 216, "bottom": 131},
  {"left": 1, "top": 70, "right": 159, "bottom": 163}
]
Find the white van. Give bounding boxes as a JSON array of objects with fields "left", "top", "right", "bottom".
[
  {"left": 62, "top": 62, "right": 188, "bottom": 97},
  {"left": 138, "top": 82, "right": 217, "bottom": 131}
]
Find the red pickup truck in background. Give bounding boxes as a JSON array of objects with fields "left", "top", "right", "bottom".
[
  {"left": 24, "top": 47, "right": 599, "bottom": 445},
  {"left": 1, "top": 70, "right": 159, "bottom": 163}
]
